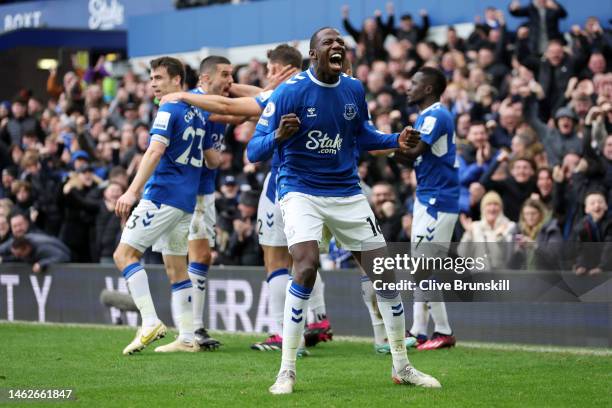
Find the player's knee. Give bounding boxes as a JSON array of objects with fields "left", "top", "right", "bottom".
[
  {"left": 291, "top": 253, "right": 319, "bottom": 286},
  {"left": 113, "top": 246, "right": 128, "bottom": 270},
  {"left": 190, "top": 249, "right": 211, "bottom": 265},
  {"left": 113, "top": 244, "right": 141, "bottom": 271},
  {"left": 188, "top": 240, "right": 212, "bottom": 264}
]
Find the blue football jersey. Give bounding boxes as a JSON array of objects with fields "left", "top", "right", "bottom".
[
  {"left": 143, "top": 101, "right": 212, "bottom": 213},
  {"left": 190, "top": 88, "right": 226, "bottom": 195},
  {"left": 413, "top": 102, "right": 460, "bottom": 216},
  {"left": 254, "top": 90, "right": 282, "bottom": 202},
  {"left": 250, "top": 68, "right": 399, "bottom": 199}
]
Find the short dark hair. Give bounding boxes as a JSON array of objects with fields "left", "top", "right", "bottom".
[
  {"left": 418, "top": 66, "right": 447, "bottom": 98},
  {"left": 199, "top": 55, "right": 231, "bottom": 75},
  {"left": 267, "top": 44, "right": 303, "bottom": 70},
  {"left": 585, "top": 189, "right": 607, "bottom": 202},
  {"left": 469, "top": 120, "right": 486, "bottom": 129},
  {"left": 309, "top": 27, "right": 337, "bottom": 50},
  {"left": 11, "top": 236, "right": 31, "bottom": 251},
  {"left": 150, "top": 57, "right": 185, "bottom": 86},
  {"left": 9, "top": 210, "right": 29, "bottom": 223}
]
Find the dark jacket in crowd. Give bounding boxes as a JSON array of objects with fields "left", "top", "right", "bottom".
[
  {"left": 509, "top": 218, "right": 564, "bottom": 270},
  {"left": 509, "top": 1, "right": 567, "bottom": 54},
  {"left": 227, "top": 216, "right": 263, "bottom": 266},
  {"left": 58, "top": 181, "right": 101, "bottom": 262},
  {"left": 518, "top": 47, "right": 576, "bottom": 120},
  {"left": 94, "top": 201, "right": 121, "bottom": 262},
  {"left": 390, "top": 14, "right": 430, "bottom": 46},
  {"left": 343, "top": 15, "right": 392, "bottom": 63},
  {"left": 0, "top": 115, "right": 45, "bottom": 146},
  {"left": 573, "top": 215, "right": 612, "bottom": 270},
  {"left": 479, "top": 160, "right": 537, "bottom": 222},
  {"left": 524, "top": 99, "right": 583, "bottom": 166},
  {"left": 0, "top": 232, "right": 71, "bottom": 270}
]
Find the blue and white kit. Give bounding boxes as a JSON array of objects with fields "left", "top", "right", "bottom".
[
  {"left": 120, "top": 100, "right": 212, "bottom": 255},
  {"left": 410, "top": 102, "right": 460, "bottom": 254},
  {"left": 248, "top": 69, "right": 399, "bottom": 250},
  {"left": 188, "top": 87, "right": 226, "bottom": 245}
]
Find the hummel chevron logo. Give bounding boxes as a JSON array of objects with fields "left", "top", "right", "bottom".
[
  {"left": 142, "top": 211, "right": 155, "bottom": 227},
  {"left": 426, "top": 226, "right": 435, "bottom": 233},
  {"left": 391, "top": 303, "right": 404, "bottom": 317},
  {"left": 266, "top": 212, "right": 274, "bottom": 219},
  {"left": 197, "top": 279, "right": 206, "bottom": 291},
  {"left": 267, "top": 220, "right": 274, "bottom": 227},
  {"left": 426, "top": 235, "right": 434, "bottom": 241},
  {"left": 291, "top": 307, "right": 303, "bottom": 323}
]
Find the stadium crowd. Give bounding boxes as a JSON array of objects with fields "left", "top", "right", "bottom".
[{"left": 0, "top": 1, "right": 610, "bottom": 274}]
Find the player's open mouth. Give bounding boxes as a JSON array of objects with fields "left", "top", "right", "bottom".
[{"left": 329, "top": 53, "right": 343, "bottom": 70}]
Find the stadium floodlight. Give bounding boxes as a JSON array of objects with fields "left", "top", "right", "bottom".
[{"left": 37, "top": 58, "right": 58, "bottom": 70}]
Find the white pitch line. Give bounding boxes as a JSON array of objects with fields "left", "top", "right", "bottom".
[{"left": 2, "top": 320, "right": 610, "bottom": 356}]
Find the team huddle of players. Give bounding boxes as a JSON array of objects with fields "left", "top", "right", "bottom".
[{"left": 113, "top": 27, "right": 460, "bottom": 394}]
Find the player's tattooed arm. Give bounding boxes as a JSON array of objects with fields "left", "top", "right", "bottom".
[{"left": 115, "top": 140, "right": 166, "bottom": 219}]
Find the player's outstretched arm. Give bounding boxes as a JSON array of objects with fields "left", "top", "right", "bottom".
[
  {"left": 358, "top": 122, "right": 401, "bottom": 151},
  {"left": 230, "top": 83, "right": 264, "bottom": 97},
  {"left": 231, "top": 65, "right": 297, "bottom": 95},
  {"left": 161, "top": 92, "right": 263, "bottom": 117},
  {"left": 115, "top": 140, "right": 166, "bottom": 219}
]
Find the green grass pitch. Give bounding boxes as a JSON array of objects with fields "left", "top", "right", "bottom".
[{"left": 1, "top": 322, "right": 611, "bottom": 407}]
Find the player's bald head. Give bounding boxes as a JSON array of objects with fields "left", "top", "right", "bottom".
[{"left": 310, "top": 27, "right": 339, "bottom": 50}]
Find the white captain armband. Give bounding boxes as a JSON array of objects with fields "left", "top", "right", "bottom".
[{"left": 150, "top": 134, "right": 170, "bottom": 146}]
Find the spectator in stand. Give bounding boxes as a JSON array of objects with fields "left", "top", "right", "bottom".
[
  {"left": 533, "top": 167, "right": 555, "bottom": 211},
  {"left": 0, "top": 98, "right": 45, "bottom": 146},
  {"left": 0, "top": 235, "right": 70, "bottom": 273},
  {"left": 489, "top": 98, "right": 521, "bottom": 149},
  {"left": 573, "top": 190, "right": 612, "bottom": 275},
  {"left": 479, "top": 151, "right": 537, "bottom": 221},
  {"left": 510, "top": 198, "right": 563, "bottom": 270},
  {"left": 509, "top": 0, "right": 568, "bottom": 55},
  {"left": 392, "top": 8, "right": 430, "bottom": 47},
  {"left": 370, "top": 182, "right": 403, "bottom": 241},
  {"left": 9, "top": 211, "right": 40, "bottom": 238},
  {"left": 459, "top": 191, "right": 515, "bottom": 270},
  {"left": 0, "top": 214, "right": 9, "bottom": 244},
  {"left": 341, "top": 3, "right": 394, "bottom": 64},
  {"left": 458, "top": 122, "right": 498, "bottom": 215},
  {"left": 443, "top": 26, "right": 466, "bottom": 53},
  {"left": 227, "top": 190, "right": 262, "bottom": 266},
  {"left": 524, "top": 98, "right": 583, "bottom": 166},
  {"left": 94, "top": 181, "right": 123, "bottom": 264},
  {"left": 19, "top": 150, "right": 62, "bottom": 235},
  {"left": 58, "top": 165, "right": 100, "bottom": 262},
  {"left": 518, "top": 38, "right": 579, "bottom": 120}
]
